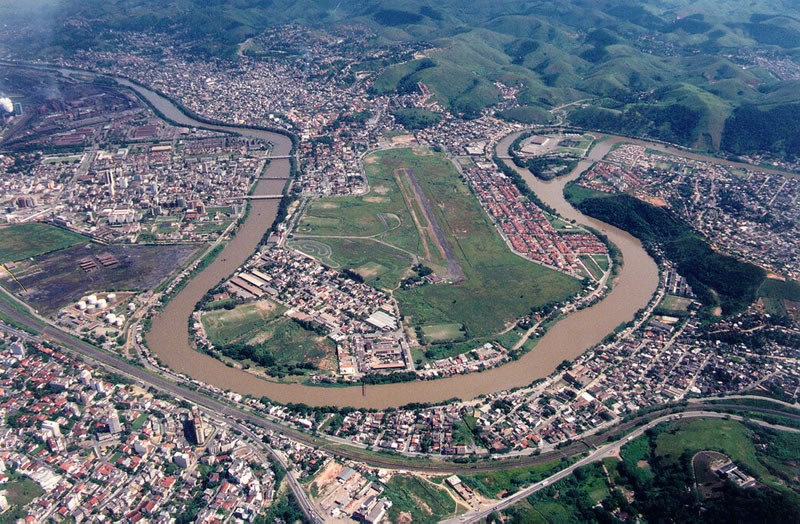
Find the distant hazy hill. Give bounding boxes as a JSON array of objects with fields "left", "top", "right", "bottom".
[{"left": 5, "top": 0, "right": 800, "bottom": 156}]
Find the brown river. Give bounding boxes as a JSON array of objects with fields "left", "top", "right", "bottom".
[{"left": 108, "top": 77, "right": 663, "bottom": 409}]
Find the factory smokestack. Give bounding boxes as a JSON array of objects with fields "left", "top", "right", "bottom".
[{"left": 0, "top": 97, "right": 13, "bottom": 113}]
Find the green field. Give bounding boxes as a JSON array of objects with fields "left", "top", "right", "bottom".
[
  {"left": 653, "top": 419, "right": 767, "bottom": 474},
  {"left": 384, "top": 475, "right": 462, "bottom": 522},
  {"left": 202, "top": 300, "right": 284, "bottom": 346},
  {"left": 0, "top": 223, "right": 87, "bottom": 264},
  {"left": 296, "top": 148, "right": 581, "bottom": 343},
  {"left": 657, "top": 294, "right": 693, "bottom": 315},
  {"left": 201, "top": 301, "right": 336, "bottom": 373},
  {"left": 758, "top": 278, "right": 800, "bottom": 317},
  {"left": 503, "top": 418, "right": 800, "bottom": 522},
  {"left": 422, "top": 323, "right": 465, "bottom": 343},
  {"left": 462, "top": 459, "right": 568, "bottom": 498},
  {"left": 0, "top": 473, "right": 44, "bottom": 523}
]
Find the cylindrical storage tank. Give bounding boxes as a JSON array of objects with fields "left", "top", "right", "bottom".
[
  {"left": 87, "top": 294, "right": 98, "bottom": 305},
  {"left": 128, "top": 303, "right": 136, "bottom": 311},
  {"left": 87, "top": 303, "right": 96, "bottom": 310},
  {"left": 77, "top": 301, "right": 87, "bottom": 310},
  {"left": 96, "top": 299, "right": 107, "bottom": 309},
  {"left": 106, "top": 313, "right": 117, "bottom": 324},
  {"left": 115, "top": 319, "right": 124, "bottom": 328},
  {"left": 107, "top": 293, "right": 117, "bottom": 303}
]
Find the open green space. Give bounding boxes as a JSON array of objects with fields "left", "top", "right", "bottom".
[
  {"left": 758, "top": 278, "right": 800, "bottom": 318},
  {"left": 505, "top": 418, "right": 800, "bottom": 523},
  {"left": 657, "top": 294, "right": 693, "bottom": 316},
  {"left": 201, "top": 301, "right": 335, "bottom": 375},
  {"left": 653, "top": 419, "right": 761, "bottom": 467},
  {"left": 421, "top": 323, "right": 465, "bottom": 343},
  {"left": 383, "top": 474, "right": 461, "bottom": 522},
  {"left": 0, "top": 472, "right": 44, "bottom": 523},
  {"left": 565, "top": 182, "right": 765, "bottom": 315},
  {"left": 203, "top": 300, "right": 285, "bottom": 345},
  {"left": 579, "top": 255, "right": 603, "bottom": 281},
  {"left": 461, "top": 458, "right": 568, "bottom": 498},
  {"left": 289, "top": 236, "right": 411, "bottom": 287},
  {"left": 296, "top": 148, "right": 580, "bottom": 342},
  {"left": 0, "top": 223, "right": 87, "bottom": 264}
]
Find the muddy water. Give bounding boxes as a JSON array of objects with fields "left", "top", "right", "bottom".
[{"left": 123, "top": 77, "right": 658, "bottom": 409}]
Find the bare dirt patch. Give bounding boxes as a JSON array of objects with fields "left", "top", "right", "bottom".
[
  {"left": 391, "top": 135, "right": 418, "bottom": 146},
  {"left": 253, "top": 299, "right": 279, "bottom": 314},
  {"left": 372, "top": 184, "right": 390, "bottom": 194},
  {"left": 364, "top": 196, "right": 389, "bottom": 203},
  {"left": 635, "top": 193, "right": 668, "bottom": 207}
]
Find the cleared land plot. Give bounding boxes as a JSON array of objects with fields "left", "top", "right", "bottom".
[
  {"left": 202, "top": 301, "right": 336, "bottom": 371},
  {"left": 422, "top": 323, "right": 465, "bottom": 343},
  {"left": 0, "top": 223, "right": 87, "bottom": 263},
  {"left": 1, "top": 243, "right": 198, "bottom": 315},
  {"left": 245, "top": 317, "right": 335, "bottom": 369},
  {"left": 758, "top": 278, "right": 800, "bottom": 318},
  {"left": 0, "top": 473, "right": 45, "bottom": 522},
  {"left": 297, "top": 148, "right": 580, "bottom": 340},
  {"left": 658, "top": 294, "right": 693, "bottom": 314},
  {"left": 203, "top": 300, "right": 284, "bottom": 346},
  {"left": 384, "top": 475, "right": 461, "bottom": 522}
]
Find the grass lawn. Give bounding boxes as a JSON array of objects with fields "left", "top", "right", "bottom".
[
  {"left": 202, "top": 300, "right": 284, "bottom": 346},
  {"left": 289, "top": 236, "right": 412, "bottom": 287},
  {"left": 461, "top": 459, "right": 567, "bottom": 498},
  {"left": 0, "top": 473, "right": 44, "bottom": 522},
  {"left": 131, "top": 413, "right": 149, "bottom": 431},
  {"left": 296, "top": 148, "right": 581, "bottom": 340},
  {"left": 384, "top": 474, "right": 461, "bottom": 522},
  {"left": 758, "top": 277, "right": 800, "bottom": 317},
  {"left": 0, "top": 223, "right": 87, "bottom": 264},
  {"left": 657, "top": 294, "right": 693, "bottom": 315},
  {"left": 593, "top": 254, "right": 610, "bottom": 272},
  {"left": 654, "top": 419, "right": 767, "bottom": 476},
  {"left": 203, "top": 301, "right": 335, "bottom": 371},
  {"left": 579, "top": 255, "right": 603, "bottom": 280},
  {"left": 422, "top": 323, "right": 465, "bottom": 343},
  {"left": 244, "top": 316, "right": 334, "bottom": 366}
]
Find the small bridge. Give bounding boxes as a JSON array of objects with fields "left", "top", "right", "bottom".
[{"left": 228, "top": 195, "right": 284, "bottom": 201}]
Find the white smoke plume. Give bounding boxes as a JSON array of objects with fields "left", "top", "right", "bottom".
[{"left": 0, "top": 97, "right": 12, "bottom": 113}]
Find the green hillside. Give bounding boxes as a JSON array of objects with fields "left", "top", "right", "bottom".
[{"left": 7, "top": 0, "right": 800, "bottom": 154}]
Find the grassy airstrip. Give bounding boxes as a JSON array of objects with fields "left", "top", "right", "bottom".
[{"left": 292, "top": 148, "right": 580, "bottom": 341}]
